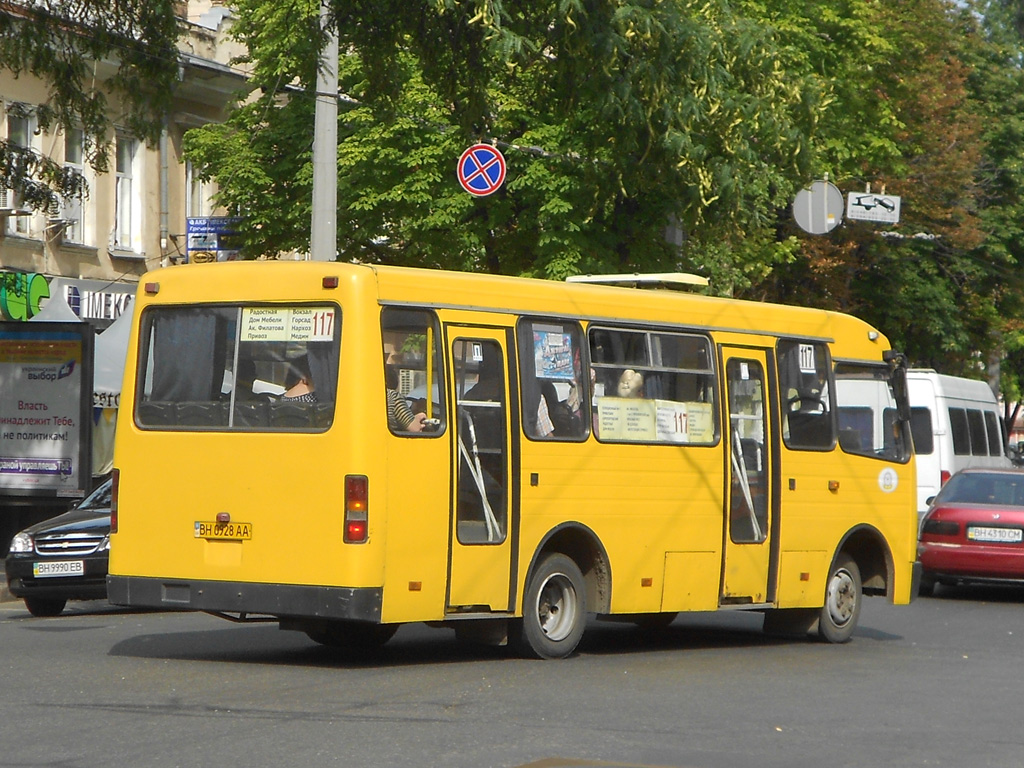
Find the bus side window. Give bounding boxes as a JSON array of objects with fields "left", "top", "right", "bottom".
[
  {"left": 949, "top": 408, "right": 970, "bottom": 455},
  {"left": 778, "top": 340, "right": 835, "bottom": 450},
  {"left": 834, "top": 362, "right": 911, "bottom": 461},
  {"left": 381, "top": 308, "right": 445, "bottom": 436},
  {"left": 517, "top": 318, "right": 587, "bottom": 441},
  {"left": 589, "top": 326, "right": 716, "bottom": 445},
  {"left": 910, "top": 407, "right": 934, "bottom": 455}
]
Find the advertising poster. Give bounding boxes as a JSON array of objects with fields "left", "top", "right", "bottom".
[
  {"left": 0, "top": 323, "right": 92, "bottom": 498},
  {"left": 533, "top": 329, "right": 574, "bottom": 381}
]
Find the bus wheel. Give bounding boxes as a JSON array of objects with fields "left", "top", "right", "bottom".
[
  {"left": 25, "top": 597, "right": 67, "bottom": 617},
  {"left": 520, "top": 553, "right": 587, "bottom": 660},
  {"left": 305, "top": 621, "right": 397, "bottom": 651},
  {"left": 818, "top": 555, "right": 861, "bottom": 643}
]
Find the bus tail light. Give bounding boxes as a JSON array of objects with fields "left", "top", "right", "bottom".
[
  {"left": 344, "top": 475, "right": 368, "bottom": 543},
  {"left": 940, "top": 469, "right": 951, "bottom": 486},
  {"left": 110, "top": 468, "right": 120, "bottom": 534}
]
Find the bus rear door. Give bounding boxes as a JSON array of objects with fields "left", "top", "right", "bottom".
[
  {"left": 721, "top": 348, "right": 777, "bottom": 604},
  {"left": 446, "top": 328, "right": 516, "bottom": 613}
]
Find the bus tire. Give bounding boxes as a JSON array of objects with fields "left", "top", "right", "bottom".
[
  {"left": 304, "top": 620, "right": 397, "bottom": 652},
  {"left": 818, "top": 554, "right": 861, "bottom": 643},
  {"left": 519, "top": 553, "right": 587, "bottom": 660},
  {"left": 25, "top": 597, "right": 67, "bottom": 617}
]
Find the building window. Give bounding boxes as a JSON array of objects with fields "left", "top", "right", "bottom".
[
  {"left": 5, "top": 106, "right": 36, "bottom": 236},
  {"left": 60, "top": 128, "right": 85, "bottom": 243},
  {"left": 186, "top": 161, "right": 212, "bottom": 218},
  {"left": 113, "top": 133, "right": 140, "bottom": 252}
]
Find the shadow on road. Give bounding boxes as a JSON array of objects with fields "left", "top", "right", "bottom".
[
  {"left": 925, "top": 583, "right": 1024, "bottom": 603},
  {"left": 102, "top": 607, "right": 903, "bottom": 668}
]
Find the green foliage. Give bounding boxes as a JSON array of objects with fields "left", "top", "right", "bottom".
[
  {"left": 183, "top": 0, "right": 1024, "bottom": 389},
  {"left": 747, "top": 0, "right": 1016, "bottom": 380},
  {"left": 185, "top": 0, "right": 812, "bottom": 275},
  {"left": 0, "top": 0, "right": 180, "bottom": 211}
]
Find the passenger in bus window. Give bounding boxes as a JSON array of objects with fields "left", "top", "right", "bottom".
[
  {"left": 463, "top": 350, "right": 505, "bottom": 464},
  {"left": 385, "top": 371, "right": 427, "bottom": 433},
  {"left": 465, "top": 353, "right": 504, "bottom": 403},
  {"left": 281, "top": 356, "right": 317, "bottom": 403},
  {"left": 534, "top": 387, "right": 555, "bottom": 437},
  {"left": 232, "top": 358, "right": 260, "bottom": 401},
  {"left": 617, "top": 369, "right": 644, "bottom": 398}
]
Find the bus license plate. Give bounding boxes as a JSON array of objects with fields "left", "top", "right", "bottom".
[
  {"left": 194, "top": 521, "right": 252, "bottom": 541},
  {"left": 34, "top": 560, "right": 85, "bottom": 578},
  {"left": 967, "top": 526, "right": 1022, "bottom": 543}
]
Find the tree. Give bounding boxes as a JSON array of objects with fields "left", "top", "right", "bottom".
[
  {"left": 0, "top": 0, "right": 180, "bottom": 211},
  {"left": 748, "top": 0, "right": 998, "bottom": 374},
  {"left": 968, "top": 0, "right": 1024, "bottom": 423},
  {"left": 184, "top": 0, "right": 816, "bottom": 280}
]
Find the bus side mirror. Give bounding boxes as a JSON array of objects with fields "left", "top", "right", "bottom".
[{"left": 884, "top": 350, "right": 912, "bottom": 422}]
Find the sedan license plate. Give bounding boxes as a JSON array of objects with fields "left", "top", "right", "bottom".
[
  {"left": 33, "top": 560, "right": 85, "bottom": 578},
  {"left": 967, "top": 526, "right": 1023, "bottom": 543},
  {"left": 194, "top": 521, "right": 252, "bottom": 541}
]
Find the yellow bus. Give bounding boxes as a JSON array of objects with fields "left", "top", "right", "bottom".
[{"left": 107, "top": 261, "right": 920, "bottom": 659}]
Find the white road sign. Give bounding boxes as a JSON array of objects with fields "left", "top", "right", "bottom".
[
  {"left": 846, "top": 192, "right": 901, "bottom": 224},
  {"left": 793, "top": 180, "right": 844, "bottom": 235}
]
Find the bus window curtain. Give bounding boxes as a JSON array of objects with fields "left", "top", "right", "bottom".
[{"left": 151, "top": 310, "right": 219, "bottom": 401}]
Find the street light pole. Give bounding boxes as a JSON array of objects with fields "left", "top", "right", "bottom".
[{"left": 310, "top": 0, "right": 337, "bottom": 261}]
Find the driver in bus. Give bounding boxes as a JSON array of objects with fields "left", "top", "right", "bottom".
[
  {"left": 281, "top": 357, "right": 317, "bottom": 403},
  {"left": 384, "top": 353, "right": 427, "bottom": 432}
]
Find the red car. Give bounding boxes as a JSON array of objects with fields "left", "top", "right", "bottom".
[{"left": 918, "top": 468, "right": 1024, "bottom": 595}]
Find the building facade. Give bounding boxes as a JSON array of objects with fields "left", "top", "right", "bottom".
[
  {"left": 0, "top": 2, "right": 248, "bottom": 561},
  {"left": 0, "top": 0, "right": 247, "bottom": 328}
]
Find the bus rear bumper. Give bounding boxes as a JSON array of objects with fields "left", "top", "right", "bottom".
[{"left": 107, "top": 575, "right": 383, "bottom": 622}]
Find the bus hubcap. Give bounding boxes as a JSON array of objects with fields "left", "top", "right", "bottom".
[
  {"left": 827, "top": 568, "right": 856, "bottom": 626},
  {"left": 537, "top": 573, "right": 577, "bottom": 641}
]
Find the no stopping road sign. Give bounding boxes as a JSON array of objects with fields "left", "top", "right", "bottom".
[{"left": 457, "top": 144, "right": 506, "bottom": 197}]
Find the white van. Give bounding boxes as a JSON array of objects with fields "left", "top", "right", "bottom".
[{"left": 907, "top": 369, "right": 1011, "bottom": 521}]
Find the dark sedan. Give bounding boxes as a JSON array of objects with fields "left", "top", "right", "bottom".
[
  {"left": 5, "top": 479, "right": 112, "bottom": 616},
  {"left": 918, "top": 468, "right": 1024, "bottom": 595}
]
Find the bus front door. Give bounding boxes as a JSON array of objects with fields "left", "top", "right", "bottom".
[
  {"left": 721, "top": 348, "right": 776, "bottom": 604},
  {"left": 446, "top": 330, "right": 515, "bottom": 613}
]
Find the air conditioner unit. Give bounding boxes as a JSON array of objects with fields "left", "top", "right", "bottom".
[
  {"left": 46, "top": 197, "right": 82, "bottom": 243},
  {"left": 0, "top": 187, "right": 31, "bottom": 217}
]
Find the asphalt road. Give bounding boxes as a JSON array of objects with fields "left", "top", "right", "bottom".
[{"left": 2, "top": 586, "right": 1022, "bottom": 768}]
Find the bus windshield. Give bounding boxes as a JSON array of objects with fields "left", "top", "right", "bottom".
[{"left": 835, "top": 362, "right": 911, "bottom": 462}]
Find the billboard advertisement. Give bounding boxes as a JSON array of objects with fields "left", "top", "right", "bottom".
[{"left": 0, "top": 322, "right": 92, "bottom": 498}]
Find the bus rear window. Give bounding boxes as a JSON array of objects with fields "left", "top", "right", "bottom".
[{"left": 135, "top": 304, "right": 340, "bottom": 431}]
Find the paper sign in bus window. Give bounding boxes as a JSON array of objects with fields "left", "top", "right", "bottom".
[
  {"left": 533, "top": 329, "right": 574, "bottom": 381},
  {"left": 240, "top": 307, "right": 335, "bottom": 343},
  {"left": 597, "top": 397, "right": 657, "bottom": 441},
  {"left": 799, "top": 343, "right": 816, "bottom": 373}
]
